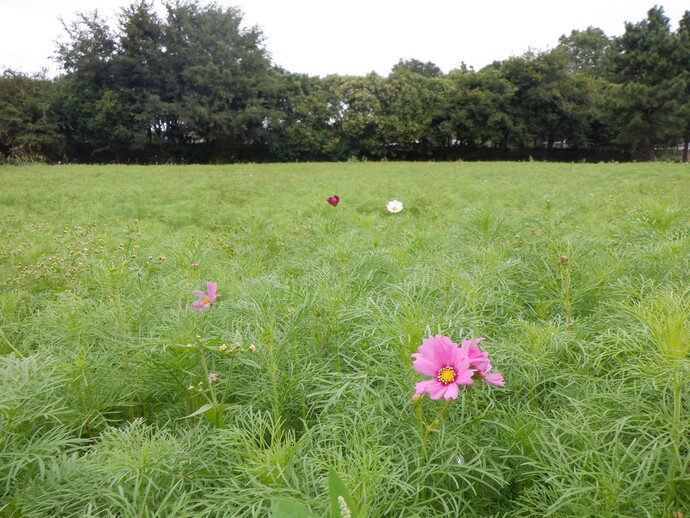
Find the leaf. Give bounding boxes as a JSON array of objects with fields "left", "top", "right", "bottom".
[
  {"left": 270, "top": 498, "right": 319, "bottom": 518},
  {"left": 329, "top": 469, "right": 357, "bottom": 518},
  {"left": 236, "top": 356, "right": 261, "bottom": 369},
  {"left": 206, "top": 334, "right": 223, "bottom": 348},
  {"left": 179, "top": 403, "right": 214, "bottom": 419}
]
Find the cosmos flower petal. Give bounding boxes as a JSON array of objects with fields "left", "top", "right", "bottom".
[
  {"left": 386, "top": 200, "right": 404, "bottom": 213},
  {"left": 415, "top": 379, "right": 444, "bottom": 398},
  {"left": 427, "top": 384, "right": 448, "bottom": 400},
  {"left": 456, "top": 368, "right": 476, "bottom": 385},
  {"left": 207, "top": 282, "right": 217, "bottom": 300},
  {"left": 466, "top": 339, "right": 491, "bottom": 372},
  {"left": 415, "top": 337, "right": 443, "bottom": 366},
  {"left": 443, "top": 382, "right": 459, "bottom": 400},
  {"left": 463, "top": 337, "right": 485, "bottom": 349},
  {"left": 419, "top": 334, "right": 461, "bottom": 367},
  {"left": 193, "top": 290, "right": 206, "bottom": 299},
  {"left": 411, "top": 354, "right": 441, "bottom": 377},
  {"left": 481, "top": 372, "right": 505, "bottom": 386}
]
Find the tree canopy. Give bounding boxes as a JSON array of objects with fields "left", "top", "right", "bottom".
[{"left": 1, "top": 2, "right": 689, "bottom": 163}]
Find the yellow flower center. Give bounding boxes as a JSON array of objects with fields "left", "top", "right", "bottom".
[
  {"left": 437, "top": 366, "right": 456, "bottom": 384},
  {"left": 391, "top": 206, "right": 398, "bottom": 212},
  {"left": 203, "top": 297, "right": 211, "bottom": 304}
]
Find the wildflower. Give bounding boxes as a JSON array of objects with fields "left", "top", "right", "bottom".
[
  {"left": 208, "top": 372, "right": 218, "bottom": 383},
  {"left": 338, "top": 496, "right": 352, "bottom": 518},
  {"left": 219, "top": 344, "right": 228, "bottom": 351},
  {"left": 327, "top": 195, "right": 340, "bottom": 206},
  {"left": 191, "top": 282, "right": 219, "bottom": 311},
  {"left": 187, "top": 385, "right": 195, "bottom": 391},
  {"left": 386, "top": 200, "right": 403, "bottom": 213},
  {"left": 411, "top": 334, "right": 475, "bottom": 400},
  {"left": 248, "top": 344, "right": 256, "bottom": 351},
  {"left": 465, "top": 337, "right": 505, "bottom": 386},
  {"left": 191, "top": 263, "right": 200, "bottom": 269}
]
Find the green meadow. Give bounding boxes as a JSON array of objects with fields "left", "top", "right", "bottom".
[{"left": 1, "top": 162, "right": 689, "bottom": 517}]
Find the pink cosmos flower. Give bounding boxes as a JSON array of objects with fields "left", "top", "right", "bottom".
[
  {"left": 464, "top": 337, "right": 505, "bottom": 386},
  {"left": 411, "top": 334, "right": 475, "bottom": 400},
  {"left": 327, "top": 195, "right": 340, "bottom": 206},
  {"left": 191, "top": 282, "right": 219, "bottom": 311}
]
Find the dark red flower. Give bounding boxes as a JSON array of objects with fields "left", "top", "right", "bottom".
[{"left": 327, "top": 195, "right": 340, "bottom": 206}]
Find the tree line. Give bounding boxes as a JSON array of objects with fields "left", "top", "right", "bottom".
[{"left": 2, "top": 1, "right": 690, "bottom": 164}]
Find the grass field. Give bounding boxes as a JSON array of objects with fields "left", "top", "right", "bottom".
[{"left": 1, "top": 161, "right": 689, "bottom": 517}]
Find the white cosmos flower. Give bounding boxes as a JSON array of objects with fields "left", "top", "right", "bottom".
[{"left": 386, "top": 200, "right": 403, "bottom": 213}]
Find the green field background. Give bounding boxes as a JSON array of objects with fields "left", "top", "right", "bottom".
[{"left": 1, "top": 162, "right": 689, "bottom": 517}]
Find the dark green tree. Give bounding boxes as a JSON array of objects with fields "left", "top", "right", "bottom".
[
  {"left": 268, "top": 71, "right": 338, "bottom": 161},
  {"left": 438, "top": 67, "right": 516, "bottom": 153},
  {"left": 321, "top": 73, "right": 392, "bottom": 160},
  {"left": 605, "top": 6, "right": 685, "bottom": 160},
  {"left": 556, "top": 27, "right": 610, "bottom": 76},
  {"left": 497, "top": 50, "right": 591, "bottom": 150},
  {"left": 390, "top": 59, "right": 442, "bottom": 78},
  {"left": 53, "top": 0, "right": 275, "bottom": 162},
  {"left": 675, "top": 10, "right": 690, "bottom": 162},
  {"left": 0, "top": 70, "right": 65, "bottom": 161},
  {"left": 54, "top": 10, "right": 125, "bottom": 160},
  {"left": 384, "top": 62, "right": 448, "bottom": 158},
  {"left": 160, "top": 0, "right": 275, "bottom": 161}
]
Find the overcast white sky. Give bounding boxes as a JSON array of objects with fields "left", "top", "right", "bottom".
[{"left": 1, "top": 1, "right": 688, "bottom": 77}]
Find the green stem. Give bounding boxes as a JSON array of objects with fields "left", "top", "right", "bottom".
[
  {"left": 125, "top": 351, "right": 134, "bottom": 423},
  {"left": 418, "top": 398, "right": 453, "bottom": 470},
  {"left": 197, "top": 348, "right": 222, "bottom": 427},
  {"left": 0, "top": 327, "right": 24, "bottom": 359},
  {"left": 198, "top": 349, "right": 218, "bottom": 406},
  {"left": 665, "top": 382, "right": 684, "bottom": 507},
  {"left": 561, "top": 264, "right": 572, "bottom": 332},
  {"left": 219, "top": 356, "right": 234, "bottom": 406},
  {"left": 263, "top": 329, "right": 281, "bottom": 424},
  {"left": 673, "top": 383, "right": 683, "bottom": 443}
]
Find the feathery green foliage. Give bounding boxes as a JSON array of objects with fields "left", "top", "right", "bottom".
[{"left": 0, "top": 161, "right": 689, "bottom": 517}]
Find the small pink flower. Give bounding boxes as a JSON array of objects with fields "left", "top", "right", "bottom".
[
  {"left": 464, "top": 337, "right": 505, "bottom": 386},
  {"left": 208, "top": 372, "right": 218, "bottom": 383},
  {"left": 191, "top": 282, "right": 219, "bottom": 311},
  {"left": 411, "top": 334, "right": 475, "bottom": 400},
  {"left": 191, "top": 263, "right": 199, "bottom": 269},
  {"left": 327, "top": 195, "right": 340, "bottom": 206}
]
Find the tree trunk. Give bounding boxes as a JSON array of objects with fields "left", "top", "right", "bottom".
[
  {"left": 648, "top": 143, "right": 656, "bottom": 162},
  {"left": 683, "top": 140, "right": 688, "bottom": 163}
]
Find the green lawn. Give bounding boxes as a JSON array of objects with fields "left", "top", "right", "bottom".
[{"left": 1, "top": 162, "right": 689, "bottom": 517}]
